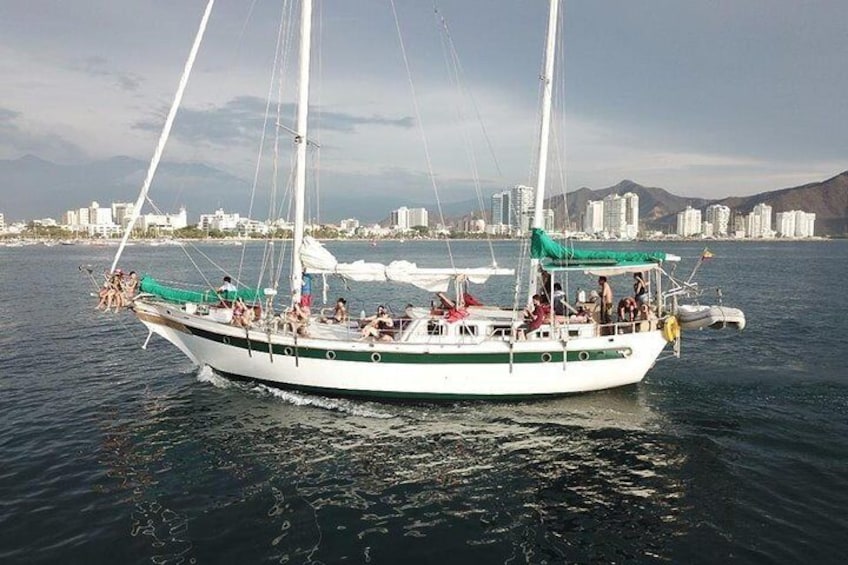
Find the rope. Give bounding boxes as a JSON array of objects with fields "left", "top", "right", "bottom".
[
  {"left": 389, "top": 0, "right": 455, "bottom": 270},
  {"left": 432, "top": 4, "right": 498, "bottom": 267}
]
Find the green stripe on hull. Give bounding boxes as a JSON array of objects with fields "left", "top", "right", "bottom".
[
  {"left": 214, "top": 369, "right": 591, "bottom": 401},
  {"left": 188, "top": 326, "right": 630, "bottom": 364}
]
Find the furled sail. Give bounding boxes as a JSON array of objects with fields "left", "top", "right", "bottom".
[
  {"left": 300, "top": 236, "right": 513, "bottom": 292},
  {"left": 530, "top": 228, "right": 672, "bottom": 263}
]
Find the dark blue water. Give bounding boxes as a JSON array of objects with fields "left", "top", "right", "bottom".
[{"left": 1, "top": 240, "right": 846, "bottom": 564}]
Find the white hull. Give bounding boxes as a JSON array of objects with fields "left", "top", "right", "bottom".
[
  {"left": 677, "top": 304, "right": 746, "bottom": 331},
  {"left": 134, "top": 301, "right": 669, "bottom": 399}
]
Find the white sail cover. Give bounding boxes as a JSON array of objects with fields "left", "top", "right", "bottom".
[{"left": 300, "top": 236, "right": 513, "bottom": 292}]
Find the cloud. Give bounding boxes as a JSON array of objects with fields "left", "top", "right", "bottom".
[
  {"left": 0, "top": 106, "right": 86, "bottom": 162},
  {"left": 75, "top": 56, "right": 143, "bottom": 92},
  {"left": 131, "top": 96, "right": 414, "bottom": 147}
]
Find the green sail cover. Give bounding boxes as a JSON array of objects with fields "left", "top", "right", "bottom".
[
  {"left": 530, "top": 228, "right": 667, "bottom": 264},
  {"left": 139, "top": 276, "right": 262, "bottom": 304}
]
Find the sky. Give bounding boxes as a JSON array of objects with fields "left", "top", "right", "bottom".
[{"left": 1, "top": 0, "right": 847, "bottom": 217}]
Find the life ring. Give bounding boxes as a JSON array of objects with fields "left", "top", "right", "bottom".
[{"left": 662, "top": 316, "right": 681, "bottom": 343}]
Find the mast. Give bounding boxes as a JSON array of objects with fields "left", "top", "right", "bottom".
[
  {"left": 290, "top": 0, "right": 313, "bottom": 304},
  {"left": 110, "top": 0, "right": 215, "bottom": 274},
  {"left": 526, "top": 0, "right": 559, "bottom": 305}
]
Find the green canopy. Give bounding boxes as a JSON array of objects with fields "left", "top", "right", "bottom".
[
  {"left": 139, "top": 276, "right": 262, "bottom": 304},
  {"left": 530, "top": 228, "right": 668, "bottom": 266}
]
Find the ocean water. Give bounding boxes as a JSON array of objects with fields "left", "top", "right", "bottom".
[{"left": 1, "top": 239, "right": 846, "bottom": 564}]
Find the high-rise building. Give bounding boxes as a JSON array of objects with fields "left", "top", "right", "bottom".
[
  {"left": 676, "top": 206, "right": 702, "bottom": 237},
  {"left": 622, "top": 192, "right": 639, "bottom": 239},
  {"left": 511, "top": 184, "right": 534, "bottom": 234},
  {"left": 490, "top": 191, "right": 511, "bottom": 227},
  {"left": 112, "top": 202, "right": 135, "bottom": 227},
  {"left": 603, "top": 194, "right": 626, "bottom": 237},
  {"left": 0, "top": 212, "right": 5, "bottom": 233},
  {"left": 583, "top": 200, "right": 604, "bottom": 234},
  {"left": 748, "top": 203, "right": 772, "bottom": 238},
  {"left": 89, "top": 201, "right": 113, "bottom": 225},
  {"left": 407, "top": 208, "right": 429, "bottom": 228},
  {"left": 705, "top": 204, "right": 731, "bottom": 236},
  {"left": 795, "top": 211, "right": 815, "bottom": 237},
  {"left": 777, "top": 210, "right": 816, "bottom": 238}
]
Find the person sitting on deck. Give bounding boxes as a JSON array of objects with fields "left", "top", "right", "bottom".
[
  {"left": 517, "top": 294, "right": 550, "bottom": 340},
  {"left": 320, "top": 297, "right": 348, "bottom": 324},
  {"left": 122, "top": 271, "right": 139, "bottom": 303},
  {"left": 283, "top": 302, "right": 310, "bottom": 336},
  {"left": 360, "top": 305, "right": 394, "bottom": 341},
  {"left": 568, "top": 305, "right": 592, "bottom": 324},
  {"left": 231, "top": 298, "right": 256, "bottom": 328},
  {"left": 97, "top": 269, "right": 125, "bottom": 312}
]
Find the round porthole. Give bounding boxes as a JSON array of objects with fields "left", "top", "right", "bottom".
[
  {"left": 222, "top": 336, "right": 231, "bottom": 345},
  {"left": 371, "top": 352, "right": 382, "bottom": 363},
  {"left": 621, "top": 348, "right": 632, "bottom": 358},
  {"left": 578, "top": 351, "right": 590, "bottom": 361},
  {"left": 326, "top": 350, "right": 336, "bottom": 360},
  {"left": 541, "top": 352, "right": 552, "bottom": 363},
  {"left": 283, "top": 346, "right": 294, "bottom": 356}
]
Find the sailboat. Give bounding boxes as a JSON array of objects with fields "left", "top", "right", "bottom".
[{"left": 110, "top": 0, "right": 729, "bottom": 399}]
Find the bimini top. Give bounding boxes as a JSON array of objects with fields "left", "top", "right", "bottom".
[{"left": 530, "top": 228, "right": 680, "bottom": 275}]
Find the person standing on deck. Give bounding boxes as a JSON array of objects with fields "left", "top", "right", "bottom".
[{"left": 598, "top": 276, "right": 613, "bottom": 325}]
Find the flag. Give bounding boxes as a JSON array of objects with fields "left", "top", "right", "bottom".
[{"left": 701, "top": 248, "right": 714, "bottom": 260}]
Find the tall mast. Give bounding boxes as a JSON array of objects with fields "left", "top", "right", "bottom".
[
  {"left": 290, "top": 0, "right": 313, "bottom": 303},
  {"left": 527, "top": 0, "right": 559, "bottom": 304},
  {"left": 110, "top": 0, "right": 215, "bottom": 273}
]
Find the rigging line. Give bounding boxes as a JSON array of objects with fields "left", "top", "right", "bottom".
[
  {"left": 111, "top": 0, "right": 215, "bottom": 274},
  {"left": 239, "top": 0, "right": 293, "bottom": 288},
  {"left": 389, "top": 0, "right": 455, "bottom": 270},
  {"left": 432, "top": 4, "right": 497, "bottom": 268}
]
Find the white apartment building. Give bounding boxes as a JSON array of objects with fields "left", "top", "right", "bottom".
[
  {"left": 339, "top": 218, "right": 360, "bottom": 233},
  {"left": 776, "top": 210, "right": 816, "bottom": 238},
  {"left": 198, "top": 209, "right": 240, "bottom": 232},
  {"left": 0, "top": 212, "right": 6, "bottom": 233},
  {"left": 583, "top": 200, "right": 604, "bottom": 235},
  {"left": 89, "top": 201, "right": 113, "bottom": 225},
  {"left": 748, "top": 203, "right": 773, "bottom": 238},
  {"left": 702, "top": 221, "right": 714, "bottom": 238},
  {"left": 542, "top": 208, "right": 555, "bottom": 232},
  {"left": 705, "top": 204, "right": 731, "bottom": 237},
  {"left": 138, "top": 207, "right": 188, "bottom": 233},
  {"left": 676, "top": 206, "right": 702, "bottom": 237},
  {"left": 408, "top": 208, "right": 428, "bottom": 228}
]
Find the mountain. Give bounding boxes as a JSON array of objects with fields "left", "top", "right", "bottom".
[
  {"left": 711, "top": 171, "right": 848, "bottom": 236},
  {"left": 544, "top": 180, "right": 712, "bottom": 232},
  {"left": 539, "top": 173, "right": 848, "bottom": 236}
]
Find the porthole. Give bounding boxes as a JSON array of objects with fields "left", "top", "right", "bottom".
[
  {"left": 541, "top": 352, "right": 552, "bottom": 363},
  {"left": 621, "top": 348, "right": 632, "bottom": 358},
  {"left": 283, "top": 346, "right": 294, "bottom": 356},
  {"left": 326, "top": 350, "right": 336, "bottom": 360},
  {"left": 578, "top": 351, "right": 590, "bottom": 362},
  {"left": 222, "top": 336, "right": 231, "bottom": 345},
  {"left": 371, "top": 352, "right": 382, "bottom": 363}
]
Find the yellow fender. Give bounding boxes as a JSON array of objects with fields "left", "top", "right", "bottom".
[{"left": 662, "top": 315, "right": 681, "bottom": 343}]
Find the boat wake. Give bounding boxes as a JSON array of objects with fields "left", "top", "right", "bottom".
[
  {"left": 251, "top": 385, "right": 396, "bottom": 419},
  {"left": 195, "top": 365, "right": 234, "bottom": 389},
  {"left": 195, "top": 365, "right": 394, "bottom": 419}
]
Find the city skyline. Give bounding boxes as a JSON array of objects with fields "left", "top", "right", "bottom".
[{"left": 2, "top": 1, "right": 847, "bottom": 223}]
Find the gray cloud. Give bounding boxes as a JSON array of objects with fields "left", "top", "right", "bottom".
[
  {"left": 131, "top": 96, "right": 413, "bottom": 147},
  {"left": 76, "top": 56, "right": 142, "bottom": 92},
  {"left": 0, "top": 106, "right": 86, "bottom": 162}
]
